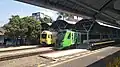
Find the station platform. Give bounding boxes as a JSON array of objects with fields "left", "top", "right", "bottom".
[
  {"left": 44, "top": 46, "right": 120, "bottom": 67},
  {"left": 0, "top": 45, "right": 39, "bottom": 52},
  {"left": 40, "top": 49, "right": 87, "bottom": 59}
]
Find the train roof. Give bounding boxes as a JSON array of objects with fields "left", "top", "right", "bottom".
[{"left": 41, "top": 30, "right": 52, "bottom": 34}]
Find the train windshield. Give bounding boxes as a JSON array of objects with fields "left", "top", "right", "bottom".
[
  {"left": 41, "top": 34, "right": 47, "bottom": 38},
  {"left": 56, "top": 31, "right": 66, "bottom": 45}
]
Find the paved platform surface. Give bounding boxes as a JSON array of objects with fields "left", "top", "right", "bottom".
[
  {"left": 47, "top": 46, "right": 120, "bottom": 67},
  {"left": 40, "top": 49, "right": 87, "bottom": 59},
  {"left": 0, "top": 45, "right": 39, "bottom": 52}
]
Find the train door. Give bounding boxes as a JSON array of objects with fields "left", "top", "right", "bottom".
[
  {"left": 62, "top": 31, "right": 72, "bottom": 47},
  {"left": 72, "top": 32, "right": 75, "bottom": 45},
  {"left": 47, "top": 34, "right": 52, "bottom": 45}
]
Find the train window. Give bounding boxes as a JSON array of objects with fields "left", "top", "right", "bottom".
[
  {"left": 68, "top": 33, "right": 71, "bottom": 39},
  {"left": 48, "top": 35, "right": 51, "bottom": 38},
  {"left": 72, "top": 33, "right": 74, "bottom": 40},
  {"left": 41, "top": 34, "right": 47, "bottom": 38},
  {"left": 51, "top": 35, "right": 52, "bottom": 39}
]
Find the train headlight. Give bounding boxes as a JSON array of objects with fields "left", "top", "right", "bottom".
[{"left": 91, "top": 44, "right": 94, "bottom": 46}]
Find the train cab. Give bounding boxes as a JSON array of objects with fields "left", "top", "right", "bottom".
[{"left": 40, "top": 30, "right": 55, "bottom": 46}]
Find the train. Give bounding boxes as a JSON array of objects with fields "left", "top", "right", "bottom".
[
  {"left": 40, "top": 19, "right": 120, "bottom": 50},
  {"left": 54, "top": 30, "right": 80, "bottom": 50},
  {"left": 40, "top": 30, "right": 57, "bottom": 46}
]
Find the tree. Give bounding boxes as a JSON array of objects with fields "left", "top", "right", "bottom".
[
  {"left": 41, "top": 17, "right": 52, "bottom": 23},
  {"left": 3, "top": 15, "right": 41, "bottom": 40},
  {"left": 3, "top": 15, "right": 22, "bottom": 38},
  {"left": 22, "top": 16, "right": 41, "bottom": 39}
]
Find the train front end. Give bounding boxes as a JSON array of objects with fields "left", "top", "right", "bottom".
[
  {"left": 54, "top": 30, "right": 75, "bottom": 50},
  {"left": 40, "top": 31, "right": 53, "bottom": 46}
]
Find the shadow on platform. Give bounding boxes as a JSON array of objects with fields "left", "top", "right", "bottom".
[{"left": 87, "top": 47, "right": 120, "bottom": 67}]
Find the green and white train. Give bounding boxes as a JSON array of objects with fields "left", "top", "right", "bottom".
[{"left": 55, "top": 30, "right": 80, "bottom": 50}]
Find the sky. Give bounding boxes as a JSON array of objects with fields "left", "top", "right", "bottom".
[{"left": 0, "top": 0, "right": 58, "bottom": 27}]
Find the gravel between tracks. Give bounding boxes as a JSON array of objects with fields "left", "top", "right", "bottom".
[{"left": 0, "top": 55, "right": 52, "bottom": 67}]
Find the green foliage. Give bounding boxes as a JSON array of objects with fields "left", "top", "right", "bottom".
[
  {"left": 41, "top": 17, "right": 52, "bottom": 23},
  {"left": 41, "top": 23, "right": 50, "bottom": 30},
  {"left": 3, "top": 15, "right": 41, "bottom": 39}
]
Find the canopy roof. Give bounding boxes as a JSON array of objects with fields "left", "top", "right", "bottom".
[{"left": 16, "top": 0, "right": 120, "bottom": 28}]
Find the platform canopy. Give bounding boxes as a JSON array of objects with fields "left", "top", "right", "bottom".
[{"left": 16, "top": 0, "right": 120, "bottom": 28}]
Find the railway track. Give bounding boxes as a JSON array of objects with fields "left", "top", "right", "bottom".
[{"left": 0, "top": 47, "right": 54, "bottom": 61}]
